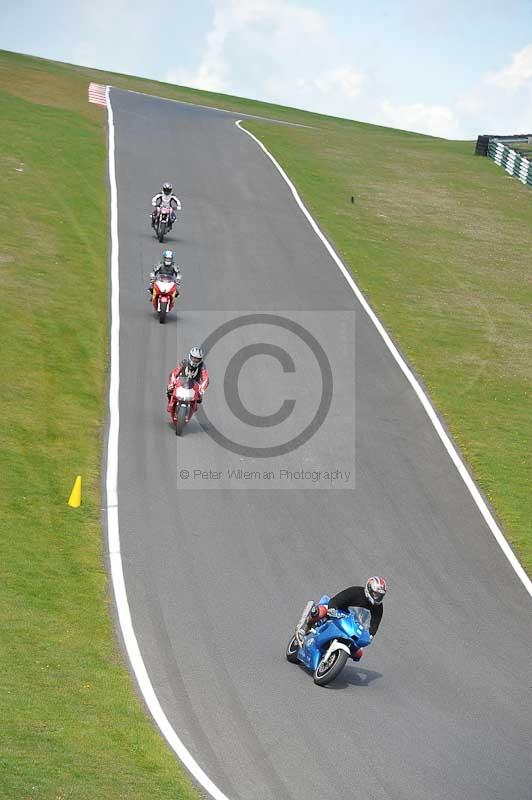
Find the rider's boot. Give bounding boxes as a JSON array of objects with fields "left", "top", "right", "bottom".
[
  {"left": 295, "top": 621, "right": 308, "bottom": 645},
  {"left": 296, "top": 603, "right": 329, "bottom": 643},
  {"left": 295, "top": 605, "right": 315, "bottom": 643}
]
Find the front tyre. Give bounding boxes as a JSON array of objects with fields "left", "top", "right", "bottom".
[
  {"left": 158, "top": 221, "right": 166, "bottom": 243},
  {"left": 313, "top": 648, "right": 348, "bottom": 686},
  {"left": 159, "top": 300, "right": 168, "bottom": 324},
  {"left": 286, "top": 635, "right": 299, "bottom": 663},
  {"left": 175, "top": 404, "right": 187, "bottom": 436}
]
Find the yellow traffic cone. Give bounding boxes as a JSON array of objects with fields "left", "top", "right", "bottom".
[{"left": 68, "top": 476, "right": 82, "bottom": 508}]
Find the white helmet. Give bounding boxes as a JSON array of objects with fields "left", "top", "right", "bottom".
[
  {"left": 188, "top": 346, "right": 204, "bottom": 369},
  {"left": 365, "top": 576, "right": 387, "bottom": 605},
  {"left": 162, "top": 249, "right": 174, "bottom": 267}
]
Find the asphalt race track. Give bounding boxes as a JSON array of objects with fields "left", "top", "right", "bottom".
[{"left": 107, "top": 88, "right": 532, "bottom": 800}]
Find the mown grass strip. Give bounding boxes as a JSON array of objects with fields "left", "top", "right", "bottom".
[{"left": 0, "top": 85, "right": 199, "bottom": 800}]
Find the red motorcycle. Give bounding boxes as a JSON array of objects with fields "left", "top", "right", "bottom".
[
  {"left": 170, "top": 374, "right": 201, "bottom": 436},
  {"left": 151, "top": 274, "right": 179, "bottom": 324},
  {"left": 153, "top": 203, "right": 173, "bottom": 242}
]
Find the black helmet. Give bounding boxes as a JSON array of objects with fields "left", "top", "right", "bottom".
[{"left": 162, "top": 182, "right": 172, "bottom": 196}]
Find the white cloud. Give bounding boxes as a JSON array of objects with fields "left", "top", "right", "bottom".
[
  {"left": 164, "top": 1, "right": 475, "bottom": 137},
  {"left": 163, "top": 2, "right": 528, "bottom": 140},
  {"left": 377, "top": 100, "right": 460, "bottom": 138},
  {"left": 313, "top": 67, "right": 364, "bottom": 99},
  {"left": 454, "top": 47, "right": 532, "bottom": 137},
  {"left": 167, "top": 0, "right": 328, "bottom": 94},
  {"left": 487, "top": 44, "right": 532, "bottom": 90},
  {"left": 69, "top": 0, "right": 154, "bottom": 73}
]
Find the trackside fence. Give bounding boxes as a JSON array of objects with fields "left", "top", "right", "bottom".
[{"left": 475, "top": 134, "right": 532, "bottom": 188}]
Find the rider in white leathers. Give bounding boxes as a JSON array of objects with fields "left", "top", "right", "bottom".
[{"left": 151, "top": 181, "right": 181, "bottom": 227}]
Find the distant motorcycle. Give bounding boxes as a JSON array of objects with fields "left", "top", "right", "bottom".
[
  {"left": 286, "top": 596, "right": 372, "bottom": 686},
  {"left": 169, "top": 374, "right": 201, "bottom": 436},
  {"left": 153, "top": 203, "right": 173, "bottom": 243},
  {"left": 151, "top": 274, "right": 179, "bottom": 324}
]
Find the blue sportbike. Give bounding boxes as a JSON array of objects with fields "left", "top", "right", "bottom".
[{"left": 286, "top": 595, "right": 372, "bottom": 686}]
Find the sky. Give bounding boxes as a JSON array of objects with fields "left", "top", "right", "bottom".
[{"left": 1, "top": 0, "right": 532, "bottom": 139}]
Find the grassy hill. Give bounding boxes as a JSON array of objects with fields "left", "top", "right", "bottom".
[
  {"left": 0, "top": 52, "right": 200, "bottom": 800},
  {"left": 1, "top": 47, "right": 530, "bottom": 799}
]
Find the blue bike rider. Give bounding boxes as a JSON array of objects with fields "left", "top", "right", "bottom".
[{"left": 296, "top": 576, "right": 387, "bottom": 659}]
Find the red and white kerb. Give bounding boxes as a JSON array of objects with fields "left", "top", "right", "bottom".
[{"left": 88, "top": 83, "right": 107, "bottom": 107}]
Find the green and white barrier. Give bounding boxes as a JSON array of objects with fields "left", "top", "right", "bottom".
[{"left": 486, "top": 138, "right": 532, "bottom": 187}]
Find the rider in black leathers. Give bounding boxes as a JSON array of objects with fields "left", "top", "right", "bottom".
[{"left": 297, "top": 577, "right": 387, "bottom": 645}]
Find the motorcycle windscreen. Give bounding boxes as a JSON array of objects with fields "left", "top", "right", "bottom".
[
  {"left": 348, "top": 607, "right": 371, "bottom": 629},
  {"left": 155, "top": 280, "right": 176, "bottom": 292},
  {"left": 345, "top": 606, "right": 372, "bottom": 645}
]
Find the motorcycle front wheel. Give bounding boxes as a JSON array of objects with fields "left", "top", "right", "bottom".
[
  {"left": 286, "top": 635, "right": 299, "bottom": 663},
  {"left": 313, "top": 648, "right": 348, "bottom": 686},
  {"left": 159, "top": 300, "right": 168, "bottom": 324},
  {"left": 158, "top": 222, "right": 166, "bottom": 243},
  {"left": 175, "top": 404, "right": 188, "bottom": 436}
]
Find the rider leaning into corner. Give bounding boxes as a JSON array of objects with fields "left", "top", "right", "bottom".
[
  {"left": 151, "top": 181, "right": 181, "bottom": 227},
  {"left": 296, "top": 576, "right": 387, "bottom": 660},
  {"left": 148, "top": 249, "right": 181, "bottom": 296},
  {"left": 166, "top": 346, "right": 209, "bottom": 416}
]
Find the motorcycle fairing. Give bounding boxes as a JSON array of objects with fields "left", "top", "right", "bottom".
[{"left": 296, "top": 605, "right": 371, "bottom": 670}]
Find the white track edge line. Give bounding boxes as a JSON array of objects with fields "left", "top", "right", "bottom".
[
  {"left": 112, "top": 85, "right": 313, "bottom": 128},
  {"left": 234, "top": 118, "right": 532, "bottom": 598},
  {"left": 104, "top": 85, "right": 232, "bottom": 800}
]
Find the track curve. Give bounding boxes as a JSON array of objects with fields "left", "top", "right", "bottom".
[{"left": 108, "top": 88, "right": 532, "bottom": 800}]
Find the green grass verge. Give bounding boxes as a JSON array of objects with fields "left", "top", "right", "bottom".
[
  {"left": 0, "top": 70, "right": 199, "bottom": 800},
  {"left": 240, "top": 120, "right": 532, "bottom": 573},
  {"left": 511, "top": 142, "right": 532, "bottom": 159},
  {"left": 0, "top": 42, "right": 530, "bottom": 798}
]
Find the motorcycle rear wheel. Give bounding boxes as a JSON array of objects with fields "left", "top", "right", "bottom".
[
  {"left": 286, "top": 635, "right": 299, "bottom": 663},
  {"left": 313, "top": 649, "right": 348, "bottom": 686},
  {"left": 175, "top": 404, "right": 188, "bottom": 436}
]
